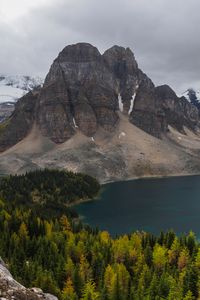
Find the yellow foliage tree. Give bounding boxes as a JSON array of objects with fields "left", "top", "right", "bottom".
[
  {"left": 178, "top": 248, "right": 189, "bottom": 271},
  {"left": 153, "top": 244, "right": 167, "bottom": 270},
  {"left": 62, "top": 278, "right": 78, "bottom": 300},
  {"left": 104, "top": 265, "right": 117, "bottom": 300},
  {"left": 18, "top": 222, "right": 29, "bottom": 240}
]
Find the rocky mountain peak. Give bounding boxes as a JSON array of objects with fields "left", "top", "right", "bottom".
[
  {"left": 103, "top": 45, "right": 138, "bottom": 75},
  {"left": 0, "top": 42, "right": 199, "bottom": 152},
  {"left": 56, "top": 42, "right": 101, "bottom": 63},
  {"left": 155, "top": 84, "right": 177, "bottom": 99}
]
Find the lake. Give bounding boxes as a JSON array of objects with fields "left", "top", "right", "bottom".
[{"left": 75, "top": 175, "right": 200, "bottom": 236}]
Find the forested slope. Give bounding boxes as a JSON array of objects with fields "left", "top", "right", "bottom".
[{"left": 0, "top": 170, "right": 199, "bottom": 299}]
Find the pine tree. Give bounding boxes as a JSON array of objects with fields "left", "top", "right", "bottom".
[
  {"left": 104, "top": 265, "right": 117, "bottom": 300},
  {"left": 18, "top": 222, "right": 29, "bottom": 240},
  {"left": 62, "top": 278, "right": 78, "bottom": 300},
  {"left": 178, "top": 248, "right": 189, "bottom": 271},
  {"left": 183, "top": 290, "right": 195, "bottom": 300},
  {"left": 81, "top": 281, "right": 100, "bottom": 300},
  {"left": 152, "top": 244, "right": 167, "bottom": 270}
]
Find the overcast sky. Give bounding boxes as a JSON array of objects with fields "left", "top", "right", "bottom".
[{"left": 0, "top": 0, "right": 199, "bottom": 94}]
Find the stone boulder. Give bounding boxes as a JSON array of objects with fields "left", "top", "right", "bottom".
[{"left": 0, "top": 258, "right": 58, "bottom": 300}]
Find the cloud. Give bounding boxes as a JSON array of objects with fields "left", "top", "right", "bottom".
[{"left": 0, "top": 0, "right": 199, "bottom": 93}]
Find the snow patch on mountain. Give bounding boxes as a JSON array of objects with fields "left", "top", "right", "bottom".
[
  {"left": 118, "top": 94, "right": 123, "bottom": 112},
  {"left": 128, "top": 93, "right": 137, "bottom": 115},
  {"left": 0, "top": 85, "right": 25, "bottom": 103},
  {"left": 0, "top": 75, "right": 43, "bottom": 104}
]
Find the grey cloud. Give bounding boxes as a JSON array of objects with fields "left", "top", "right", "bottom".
[{"left": 0, "top": 0, "right": 199, "bottom": 94}]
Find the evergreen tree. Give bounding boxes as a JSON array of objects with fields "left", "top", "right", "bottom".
[
  {"left": 62, "top": 278, "right": 78, "bottom": 300},
  {"left": 81, "top": 281, "right": 100, "bottom": 300}
]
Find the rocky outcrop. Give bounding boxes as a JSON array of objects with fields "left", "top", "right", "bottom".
[
  {"left": 102, "top": 45, "right": 139, "bottom": 113},
  {"left": 129, "top": 75, "right": 166, "bottom": 138},
  {"left": 0, "top": 258, "right": 58, "bottom": 300},
  {"left": 0, "top": 42, "right": 199, "bottom": 151},
  {"left": 37, "top": 80, "right": 75, "bottom": 143}
]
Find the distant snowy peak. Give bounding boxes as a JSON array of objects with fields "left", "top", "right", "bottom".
[
  {"left": 182, "top": 88, "right": 200, "bottom": 111},
  {"left": 183, "top": 88, "right": 200, "bottom": 102},
  {"left": 0, "top": 74, "right": 43, "bottom": 91},
  {"left": 0, "top": 74, "right": 43, "bottom": 104}
]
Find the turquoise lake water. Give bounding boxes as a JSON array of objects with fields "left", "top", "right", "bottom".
[{"left": 75, "top": 175, "right": 200, "bottom": 236}]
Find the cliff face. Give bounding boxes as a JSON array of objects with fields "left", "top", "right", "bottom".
[
  {"left": 0, "top": 102, "right": 15, "bottom": 123},
  {"left": 0, "top": 42, "right": 199, "bottom": 152},
  {"left": 0, "top": 258, "right": 57, "bottom": 300},
  {"left": 129, "top": 75, "right": 164, "bottom": 138},
  {"left": 130, "top": 82, "right": 199, "bottom": 138},
  {"left": 0, "top": 91, "right": 38, "bottom": 152}
]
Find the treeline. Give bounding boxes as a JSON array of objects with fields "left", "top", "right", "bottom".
[
  {"left": 0, "top": 169, "right": 100, "bottom": 217},
  {"left": 0, "top": 170, "right": 200, "bottom": 299}
]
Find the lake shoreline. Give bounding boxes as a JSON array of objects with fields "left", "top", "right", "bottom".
[
  {"left": 102, "top": 171, "right": 200, "bottom": 185},
  {"left": 74, "top": 174, "right": 200, "bottom": 236},
  {"left": 67, "top": 187, "right": 103, "bottom": 208},
  {"left": 70, "top": 172, "right": 200, "bottom": 207},
  {"left": 1, "top": 171, "right": 200, "bottom": 208}
]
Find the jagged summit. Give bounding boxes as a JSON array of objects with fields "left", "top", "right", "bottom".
[
  {"left": 103, "top": 44, "right": 137, "bottom": 65},
  {"left": 1, "top": 43, "right": 200, "bottom": 182},
  {"left": 156, "top": 85, "right": 177, "bottom": 99},
  {"left": 55, "top": 42, "right": 101, "bottom": 63},
  {"left": 1, "top": 42, "right": 199, "bottom": 148},
  {"left": 36, "top": 42, "right": 143, "bottom": 144}
]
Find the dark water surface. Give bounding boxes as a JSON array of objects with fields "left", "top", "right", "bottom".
[{"left": 75, "top": 175, "right": 200, "bottom": 236}]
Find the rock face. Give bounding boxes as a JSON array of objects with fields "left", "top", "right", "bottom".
[
  {"left": 155, "top": 85, "right": 199, "bottom": 133},
  {"left": 0, "top": 91, "right": 38, "bottom": 152},
  {"left": 0, "top": 42, "right": 199, "bottom": 151},
  {"left": 129, "top": 75, "right": 165, "bottom": 138},
  {"left": 0, "top": 258, "right": 58, "bottom": 300},
  {"left": 103, "top": 45, "right": 139, "bottom": 114},
  {"left": 130, "top": 82, "right": 199, "bottom": 138},
  {"left": 0, "top": 102, "right": 15, "bottom": 123}
]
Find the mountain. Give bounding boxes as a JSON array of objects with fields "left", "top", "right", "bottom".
[
  {"left": 0, "top": 258, "right": 57, "bottom": 300},
  {"left": 0, "top": 75, "right": 43, "bottom": 123},
  {"left": 183, "top": 88, "right": 200, "bottom": 112},
  {"left": 1, "top": 43, "right": 200, "bottom": 182},
  {"left": 183, "top": 88, "right": 200, "bottom": 101}
]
